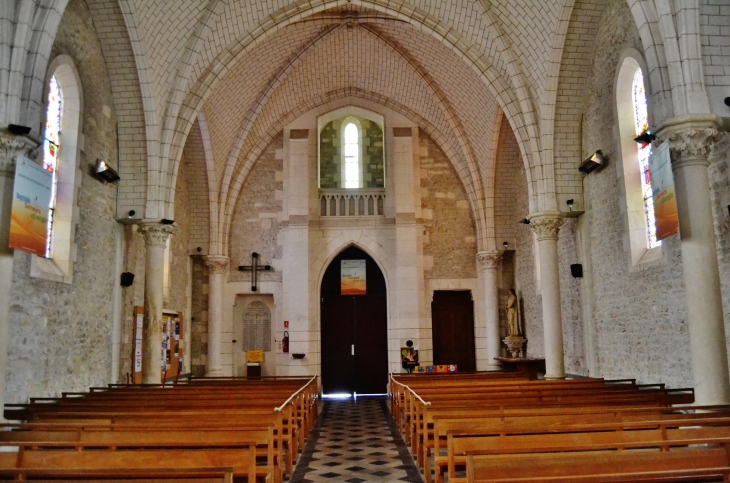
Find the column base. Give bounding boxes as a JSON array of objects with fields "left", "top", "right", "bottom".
[
  {"left": 543, "top": 374, "right": 566, "bottom": 380},
  {"left": 485, "top": 362, "right": 503, "bottom": 371},
  {"left": 205, "top": 366, "right": 224, "bottom": 377}
]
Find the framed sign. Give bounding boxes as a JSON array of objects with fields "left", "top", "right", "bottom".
[{"left": 341, "top": 259, "right": 366, "bottom": 295}]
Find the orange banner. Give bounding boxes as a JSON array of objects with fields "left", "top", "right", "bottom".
[{"left": 9, "top": 157, "right": 52, "bottom": 257}]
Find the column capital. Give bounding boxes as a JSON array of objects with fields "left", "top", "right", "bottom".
[
  {"left": 709, "top": 132, "right": 730, "bottom": 164},
  {"left": 476, "top": 251, "right": 502, "bottom": 270},
  {"left": 527, "top": 212, "right": 564, "bottom": 241},
  {"left": 656, "top": 115, "right": 722, "bottom": 169},
  {"left": 139, "top": 223, "right": 175, "bottom": 247},
  {"left": 203, "top": 255, "right": 229, "bottom": 274},
  {"left": 0, "top": 131, "right": 40, "bottom": 176}
]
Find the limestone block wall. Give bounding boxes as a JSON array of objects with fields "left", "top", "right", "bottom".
[
  {"left": 419, "top": 132, "right": 477, "bottom": 280},
  {"left": 228, "top": 133, "right": 284, "bottom": 283},
  {"left": 5, "top": 1, "right": 119, "bottom": 402},
  {"left": 189, "top": 257, "right": 208, "bottom": 377},
  {"left": 579, "top": 0, "right": 692, "bottom": 387},
  {"left": 700, "top": 0, "right": 730, "bottom": 117}
]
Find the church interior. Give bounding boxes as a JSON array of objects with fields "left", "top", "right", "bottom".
[{"left": 1, "top": 0, "right": 730, "bottom": 480}]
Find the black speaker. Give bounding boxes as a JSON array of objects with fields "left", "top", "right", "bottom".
[
  {"left": 120, "top": 272, "right": 135, "bottom": 287},
  {"left": 8, "top": 124, "right": 31, "bottom": 135},
  {"left": 570, "top": 264, "right": 583, "bottom": 278}
]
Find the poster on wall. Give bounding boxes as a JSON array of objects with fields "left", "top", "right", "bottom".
[
  {"left": 341, "top": 259, "right": 366, "bottom": 295},
  {"left": 649, "top": 141, "right": 679, "bottom": 241},
  {"left": 8, "top": 156, "right": 52, "bottom": 256}
]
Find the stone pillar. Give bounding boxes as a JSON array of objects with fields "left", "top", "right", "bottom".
[
  {"left": 528, "top": 213, "right": 565, "bottom": 379},
  {"left": 0, "top": 132, "right": 39, "bottom": 419},
  {"left": 139, "top": 223, "right": 174, "bottom": 384},
  {"left": 203, "top": 255, "right": 229, "bottom": 377},
  {"left": 657, "top": 116, "right": 730, "bottom": 405},
  {"left": 477, "top": 251, "right": 502, "bottom": 370}
]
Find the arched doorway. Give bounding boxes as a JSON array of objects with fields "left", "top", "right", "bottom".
[{"left": 320, "top": 246, "right": 388, "bottom": 394}]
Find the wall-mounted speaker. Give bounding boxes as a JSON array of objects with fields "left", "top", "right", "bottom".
[
  {"left": 570, "top": 264, "right": 583, "bottom": 278},
  {"left": 120, "top": 272, "right": 135, "bottom": 287},
  {"left": 8, "top": 124, "right": 31, "bottom": 135}
]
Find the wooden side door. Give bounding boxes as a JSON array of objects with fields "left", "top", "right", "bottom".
[{"left": 431, "top": 290, "right": 476, "bottom": 372}]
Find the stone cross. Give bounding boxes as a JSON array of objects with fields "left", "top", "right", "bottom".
[{"left": 238, "top": 252, "right": 272, "bottom": 292}]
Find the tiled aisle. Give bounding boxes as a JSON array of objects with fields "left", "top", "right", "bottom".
[{"left": 290, "top": 397, "right": 423, "bottom": 483}]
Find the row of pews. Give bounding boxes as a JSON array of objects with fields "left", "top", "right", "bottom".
[
  {"left": 390, "top": 372, "right": 730, "bottom": 483},
  {"left": 0, "top": 376, "right": 319, "bottom": 482}
]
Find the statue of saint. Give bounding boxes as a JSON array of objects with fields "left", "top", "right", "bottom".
[{"left": 506, "top": 289, "right": 520, "bottom": 337}]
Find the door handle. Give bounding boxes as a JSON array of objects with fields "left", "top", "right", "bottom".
[{"left": 351, "top": 344, "right": 355, "bottom": 356}]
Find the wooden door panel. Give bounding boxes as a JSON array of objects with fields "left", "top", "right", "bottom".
[
  {"left": 432, "top": 291, "right": 476, "bottom": 372},
  {"left": 321, "top": 297, "right": 355, "bottom": 394},
  {"left": 355, "top": 296, "right": 388, "bottom": 394}
]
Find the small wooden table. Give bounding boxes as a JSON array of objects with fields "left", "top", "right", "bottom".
[{"left": 494, "top": 357, "right": 546, "bottom": 380}]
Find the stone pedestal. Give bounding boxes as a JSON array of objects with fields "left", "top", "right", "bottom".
[
  {"left": 528, "top": 212, "right": 565, "bottom": 380},
  {"left": 502, "top": 335, "right": 527, "bottom": 358},
  {"left": 0, "top": 132, "right": 39, "bottom": 419},
  {"left": 139, "top": 223, "right": 175, "bottom": 384},
  {"left": 657, "top": 115, "right": 730, "bottom": 405},
  {"left": 477, "top": 251, "right": 502, "bottom": 370},
  {"left": 203, "top": 255, "right": 229, "bottom": 377}
]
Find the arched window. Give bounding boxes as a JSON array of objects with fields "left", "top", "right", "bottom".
[
  {"left": 631, "top": 69, "right": 659, "bottom": 249},
  {"left": 31, "top": 56, "right": 83, "bottom": 284},
  {"left": 42, "top": 75, "right": 62, "bottom": 258},
  {"left": 344, "top": 122, "right": 360, "bottom": 188},
  {"left": 615, "top": 50, "right": 662, "bottom": 268}
]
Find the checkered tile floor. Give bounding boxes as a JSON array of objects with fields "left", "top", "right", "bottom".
[{"left": 290, "top": 397, "right": 423, "bottom": 483}]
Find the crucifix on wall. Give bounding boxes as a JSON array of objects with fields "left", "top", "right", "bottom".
[{"left": 238, "top": 252, "right": 272, "bottom": 292}]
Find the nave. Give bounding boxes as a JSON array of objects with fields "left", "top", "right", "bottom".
[{"left": 6, "top": 372, "right": 730, "bottom": 482}]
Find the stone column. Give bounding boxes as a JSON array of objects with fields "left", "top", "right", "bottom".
[
  {"left": 203, "top": 255, "right": 229, "bottom": 377},
  {"left": 528, "top": 213, "right": 565, "bottom": 379},
  {"left": 657, "top": 116, "right": 730, "bottom": 405},
  {"left": 0, "top": 132, "right": 39, "bottom": 419},
  {"left": 477, "top": 251, "right": 502, "bottom": 370},
  {"left": 139, "top": 223, "right": 174, "bottom": 384}
]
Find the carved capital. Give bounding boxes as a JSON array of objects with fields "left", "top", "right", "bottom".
[
  {"left": 656, "top": 115, "right": 721, "bottom": 170},
  {"left": 528, "top": 213, "right": 564, "bottom": 241},
  {"left": 709, "top": 132, "right": 730, "bottom": 164},
  {"left": 203, "top": 255, "right": 229, "bottom": 274},
  {"left": 139, "top": 223, "right": 175, "bottom": 247},
  {"left": 476, "top": 251, "right": 501, "bottom": 271},
  {"left": 0, "top": 132, "right": 40, "bottom": 175}
]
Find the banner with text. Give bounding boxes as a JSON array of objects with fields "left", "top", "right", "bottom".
[
  {"left": 341, "top": 259, "right": 366, "bottom": 295},
  {"left": 9, "top": 156, "right": 52, "bottom": 256},
  {"left": 649, "top": 141, "right": 678, "bottom": 241}
]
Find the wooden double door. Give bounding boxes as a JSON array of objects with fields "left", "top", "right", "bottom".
[{"left": 321, "top": 247, "right": 388, "bottom": 394}]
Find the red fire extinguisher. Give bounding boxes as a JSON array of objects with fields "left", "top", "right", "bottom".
[{"left": 282, "top": 331, "right": 289, "bottom": 353}]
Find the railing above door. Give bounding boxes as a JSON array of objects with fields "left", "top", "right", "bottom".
[{"left": 319, "top": 189, "right": 385, "bottom": 217}]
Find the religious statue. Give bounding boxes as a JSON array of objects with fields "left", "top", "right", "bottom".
[{"left": 506, "top": 289, "right": 520, "bottom": 337}]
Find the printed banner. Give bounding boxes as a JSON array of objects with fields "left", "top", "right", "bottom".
[
  {"left": 341, "top": 259, "right": 366, "bottom": 295},
  {"left": 649, "top": 142, "right": 679, "bottom": 241},
  {"left": 9, "top": 156, "right": 52, "bottom": 256}
]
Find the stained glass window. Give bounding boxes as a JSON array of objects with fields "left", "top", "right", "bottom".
[
  {"left": 631, "top": 69, "right": 659, "bottom": 249},
  {"left": 42, "top": 75, "right": 62, "bottom": 258},
  {"left": 344, "top": 123, "right": 359, "bottom": 188}
]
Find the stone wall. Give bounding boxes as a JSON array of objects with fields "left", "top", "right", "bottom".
[
  {"left": 579, "top": 0, "right": 691, "bottom": 386},
  {"left": 5, "top": 1, "right": 119, "bottom": 402},
  {"left": 228, "top": 133, "right": 284, "bottom": 283},
  {"left": 419, "top": 132, "right": 477, "bottom": 280},
  {"left": 189, "top": 256, "right": 208, "bottom": 377}
]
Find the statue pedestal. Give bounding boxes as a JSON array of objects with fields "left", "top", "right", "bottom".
[{"left": 503, "top": 335, "right": 527, "bottom": 357}]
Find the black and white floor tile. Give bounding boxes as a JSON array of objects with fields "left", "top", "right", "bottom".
[{"left": 290, "top": 397, "right": 423, "bottom": 483}]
